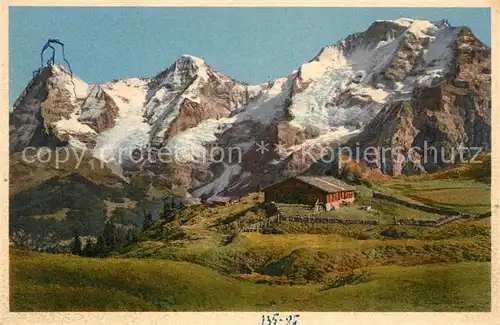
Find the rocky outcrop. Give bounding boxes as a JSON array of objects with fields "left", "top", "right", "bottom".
[
  {"left": 9, "top": 65, "right": 121, "bottom": 150},
  {"left": 144, "top": 56, "right": 264, "bottom": 147},
  {"left": 10, "top": 67, "right": 59, "bottom": 151},
  {"left": 346, "top": 26, "right": 490, "bottom": 175},
  {"left": 162, "top": 67, "right": 258, "bottom": 142},
  {"left": 78, "top": 85, "right": 119, "bottom": 133}
]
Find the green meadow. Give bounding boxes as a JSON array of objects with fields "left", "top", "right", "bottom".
[
  {"left": 10, "top": 249, "right": 490, "bottom": 312},
  {"left": 10, "top": 161, "right": 491, "bottom": 311}
]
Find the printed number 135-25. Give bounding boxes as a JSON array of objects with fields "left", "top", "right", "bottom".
[{"left": 261, "top": 314, "right": 300, "bottom": 325}]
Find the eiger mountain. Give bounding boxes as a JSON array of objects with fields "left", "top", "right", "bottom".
[{"left": 10, "top": 18, "right": 491, "bottom": 199}]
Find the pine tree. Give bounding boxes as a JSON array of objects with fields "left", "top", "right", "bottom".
[
  {"left": 125, "top": 228, "right": 137, "bottom": 243},
  {"left": 70, "top": 231, "right": 82, "bottom": 256},
  {"left": 340, "top": 165, "right": 350, "bottom": 182},
  {"left": 162, "top": 198, "right": 178, "bottom": 222},
  {"left": 94, "top": 235, "right": 106, "bottom": 255},
  {"left": 352, "top": 170, "right": 361, "bottom": 184},
  {"left": 331, "top": 154, "right": 341, "bottom": 177},
  {"left": 82, "top": 237, "right": 94, "bottom": 257},
  {"left": 162, "top": 200, "right": 170, "bottom": 220},
  {"left": 103, "top": 221, "right": 118, "bottom": 247},
  {"left": 142, "top": 213, "right": 154, "bottom": 231}
]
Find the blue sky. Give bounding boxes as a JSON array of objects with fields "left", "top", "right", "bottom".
[{"left": 9, "top": 7, "right": 491, "bottom": 106}]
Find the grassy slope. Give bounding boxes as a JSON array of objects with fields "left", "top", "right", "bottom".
[
  {"left": 117, "top": 174, "right": 490, "bottom": 277},
  {"left": 10, "top": 160, "right": 492, "bottom": 311},
  {"left": 10, "top": 248, "right": 490, "bottom": 312},
  {"left": 373, "top": 154, "right": 491, "bottom": 214},
  {"left": 375, "top": 178, "right": 490, "bottom": 213},
  {"left": 122, "top": 218, "right": 490, "bottom": 280}
]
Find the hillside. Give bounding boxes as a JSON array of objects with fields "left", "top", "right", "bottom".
[
  {"left": 10, "top": 248, "right": 490, "bottom": 311},
  {"left": 9, "top": 149, "right": 125, "bottom": 194},
  {"left": 8, "top": 157, "right": 491, "bottom": 311},
  {"left": 9, "top": 146, "right": 201, "bottom": 251}
]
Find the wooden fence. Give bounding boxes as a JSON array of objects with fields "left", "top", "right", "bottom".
[
  {"left": 242, "top": 212, "right": 478, "bottom": 233},
  {"left": 395, "top": 213, "right": 475, "bottom": 227},
  {"left": 280, "top": 216, "right": 378, "bottom": 225},
  {"left": 242, "top": 214, "right": 281, "bottom": 232},
  {"left": 241, "top": 214, "right": 378, "bottom": 232}
]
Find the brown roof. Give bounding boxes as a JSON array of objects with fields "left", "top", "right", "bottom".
[
  {"left": 208, "top": 196, "right": 232, "bottom": 203},
  {"left": 295, "top": 176, "right": 356, "bottom": 193},
  {"left": 264, "top": 175, "right": 356, "bottom": 193}
]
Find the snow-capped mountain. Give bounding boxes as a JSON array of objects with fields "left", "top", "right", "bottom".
[{"left": 10, "top": 18, "right": 491, "bottom": 198}]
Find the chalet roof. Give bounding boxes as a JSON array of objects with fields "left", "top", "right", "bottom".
[
  {"left": 207, "top": 196, "right": 232, "bottom": 203},
  {"left": 264, "top": 175, "right": 356, "bottom": 193},
  {"left": 295, "top": 176, "right": 356, "bottom": 193}
]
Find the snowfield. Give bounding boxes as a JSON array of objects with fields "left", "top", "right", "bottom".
[{"left": 94, "top": 78, "right": 151, "bottom": 164}]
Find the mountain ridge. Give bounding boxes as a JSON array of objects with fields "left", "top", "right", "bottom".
[{"left": 10, "top": 17, "right": 491, "bottom": 199}]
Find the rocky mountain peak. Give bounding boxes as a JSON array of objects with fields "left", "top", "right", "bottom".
[
  {"left": 180, "top": 54, "right": 206, "bottom": 67},
  {"left": 151, "top": 54, "right": 214, "bottom": 86}
]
